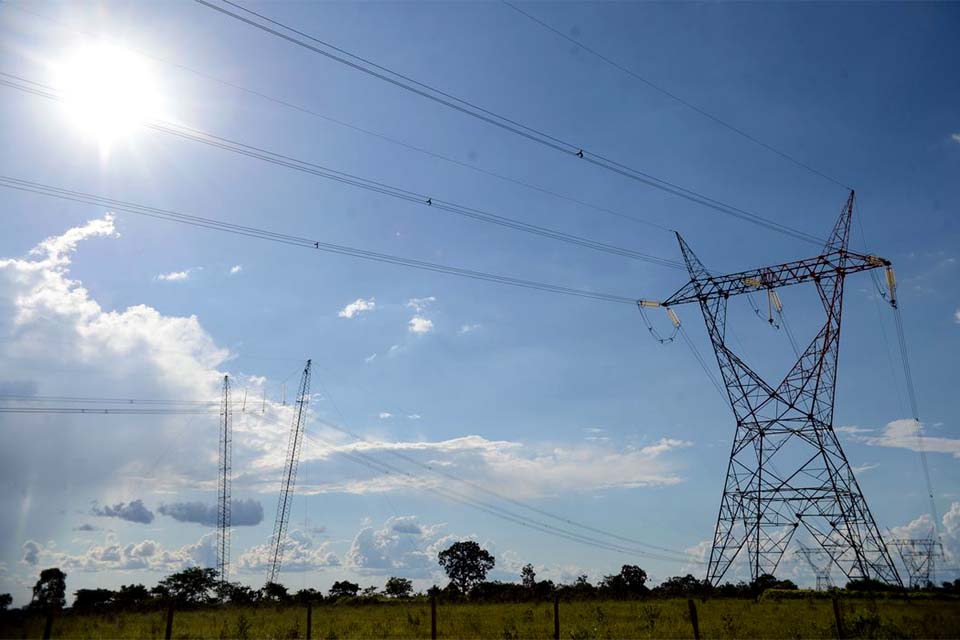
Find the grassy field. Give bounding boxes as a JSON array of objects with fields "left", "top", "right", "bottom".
[{"left": 3, "top": 596, "right": 959, "bottom": 639}]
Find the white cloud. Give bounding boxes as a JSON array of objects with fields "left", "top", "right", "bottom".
[
  {"left": 407, "top": 414, "right": 421, "bottom": 421},
  {"left": 954, "top": 308, "right": 960, "bottom": 324},
  {"left": 293, "top": 434, "right": 693, "bottom": 499},
  {"left": 405, "top": 297, "right": 436, "bottom": 313},
  {"left": 155, "top": 268, "right": 197, "bottom": 282},
  {"left": 236, "top": 529, "right": 339, "bottom": 573},
  {"left": 338, "top": 297, "right": 376, "bottom": 319},
  {"left": 22, "top": 533, "right": 217, "bottom": 573},
  {"left": 861, "top": 419, "right": 960, "bottom": 458},
  {"left": 851, "top": 463, "right": 879, "bottom": 474},
  {"left": 458, "top": 323, "right": 481, "bottom": 335},
  {"left": 229, "top": 264, "right": 243, "bottom": 275},
  {"left": 378, "top": 412, "right": 393, "bottom": 420},
  {"left": 952, "top": 133, "right": 960, "bottom": 144},
  {"left": 408, "top": 316, "right": 434, "bottom": 334},
  {"left": 364, "top": 353, "right": 377, "bottom": 363},
  {"left": 835, "top": 426, "right": 874, "bottom": 435},
  {"left": 344, "top": 516, "right": 458, "bottom": 578}
]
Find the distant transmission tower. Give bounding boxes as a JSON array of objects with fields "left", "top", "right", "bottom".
[
  {"left": 267, "top": 359, "right": 312, "bottom": 584},
  {"left": 892, "top": 537, "right": 942, "bottom": 589},
  {"left": 217, "top": 374, "right": 232, "bottom": 593},
  {"left": 798, "top": 545, "right": 834, "bottom": 591},
  {"left": 655, "top": 192, "right": 902, "bottom": 586}
]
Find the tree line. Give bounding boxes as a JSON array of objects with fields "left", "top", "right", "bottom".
[{"left": 4, "top": 540, "right": 960, "bottom": 613}]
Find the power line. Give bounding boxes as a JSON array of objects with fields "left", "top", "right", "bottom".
[
  {"left": 192, "top": 0, "right": 826, "bottom": 246},
  {"left": 5, "top": 3, "right": 675, "bottom": 236},
  {"left": 0, "top": 72, "right": 682, "bottom": 269},
  {"left": 0, "top": 407, "right": 214, "bottom": 415},
  {"left": 500, "top": 1, "right": 851, "bottom": 191},
  {"left": 0, "top": 175, "right": 641, "bottom": 304}
]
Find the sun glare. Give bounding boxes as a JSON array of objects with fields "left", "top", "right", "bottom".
[{"left": 54, "top": 44, "right": 163, "bottom": 142}]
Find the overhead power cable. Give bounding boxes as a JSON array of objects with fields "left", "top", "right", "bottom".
[
  {"left": 500, "top": 1, "right": 851, "bottom": 191},
  {"left": 193, "top": 0, "right": 826, "bottom": 246},
  {"left": 5, "top": 3, "right": 674, "bottom": 235},
  {"left": 0, "top": 407, "right": 214, "bottom": 415},
  {"left": 0, "top": 175, "right": 640, "bottom": 305},
  {"left": 0, "top": 73, "right": 681, "bottom": 269}
]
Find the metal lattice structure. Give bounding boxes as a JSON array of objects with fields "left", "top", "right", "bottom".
[
  {"left": 798, "top": 545, "right": 835, "bottom": 591},
  {"left": 891, "top": 537, "right": 942, "bottom": 589},
  {"left": 217, "top": 375, "right": 232, "bottom": 592},
  {"left": 660, "top": 192, "right": 902, "bottom": 586},
  {"left": 267, "top": 359, "right": 312, "bottom": 584}
]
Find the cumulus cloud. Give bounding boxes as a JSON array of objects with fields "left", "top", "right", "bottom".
[
  {"left": 408, "top": 316, "right": 434, "bottom": 334},
  {"left": 236, "top": 529, "right": 339, "bottom": 573},
  {"left": 22, "top": 533, "right": 217, "bottom": 573},
  {"left": 157, "top": 498, "right": 263, "bottom": 527},
  {"left": 860, "top": 419, "right": 960, "bottom": 458},
  {"left": 155, "top": 268, "right": 198, "bottom": 282},
  {"left": 338, "top": 297, "right": 376, "bottom": 319},
  {"left": 345, "top": 516, "right": 458, "bottom": 578},
  {"left": 229, "top": 265, "right": 243, "bottom": 275},
  {"left": 92, "top": 499, "right": 154, "bottom": 524}
]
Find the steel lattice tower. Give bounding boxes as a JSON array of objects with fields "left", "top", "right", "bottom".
[
  {"left": 217, "top": 374, "right": 232, "bottom": 592},
  {"left": 267, "top": 359, "right": 312, "bottom": 585},
  {"left": 660, "top": 192, "right": 902, "bottom": 586},
  {"left": 798, "top": 545, "right": 834, "bottom": 591},
  {"left": 892, "top": 537, "right": 941, "bottom": 588}
]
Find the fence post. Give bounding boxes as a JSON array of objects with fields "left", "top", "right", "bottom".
[
  {"left": 430, "top": 591, "right": 437, "bottom": 640},
  {"left": 832, "top": 596, "right": 844, "bottom": 640},
  {"left": 687, "top": 598, "right": 701, "bottom": 640},
  {"left": 42, "top": 608, "right": 54, "bottom": 640},
  {"left": 165, "top": 603, "right": 175, "bottom": 640},
  {"left": 553, "top": 594, "right": 560, "bottom": 640},
  {"left": 306, "top": 602, "right": 313, "bottom": 640}
]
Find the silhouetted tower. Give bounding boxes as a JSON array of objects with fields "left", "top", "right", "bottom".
[
  {"left": 658, "top": 192, "right": 901, "bottom": 586},
  {"left": 217, "top": 374, "right": 232, "bottom": 592},
  {"left": 892, "top": 537, "right": 942, "bottom": 589},
  {"left": 267, "top": 359, "right": 312, "bottom": 584},
  {"left": 798, "top": 545, "right": 834, "bottom": 591}
]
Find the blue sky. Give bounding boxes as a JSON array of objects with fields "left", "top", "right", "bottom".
[{"left": 0, "top": 1, "right": 958, "bottom": 603}]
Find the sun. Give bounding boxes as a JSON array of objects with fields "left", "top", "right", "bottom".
[{"left": 54, "top": 44, "right": 163, "bottom": 142}]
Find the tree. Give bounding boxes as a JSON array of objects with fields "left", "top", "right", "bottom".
[
  {"left": 157, "top": 567, "right": 218, "bottom": 605},
  {"left": 654, "top": 575, "right": 705, "bottom": 598},
  {"left": 294, "top": 588, "right": 323, "bottom": 605},
  {"left": 262, "top": 581, "right": 289, "bottom": 602},
  {"left": 73, "top": 588, "right": 114, "bottom": 612},
  {"left": 0, "top": 593, "right": 12, "bottom": 611},
  {"left": 31, "top": 568, "right": 66, "bottom": 610},
  {"left": 328, "top": 580, "right": 360, "bottom": 599},
  {"left": 384, "top": 577, "right": 413, "bottom": 598},
  {"left": 437, "top": 541, "right": 495, "bottom": 595},
  {"left": 225, "top": 583, "right": 259, "bottom": 605},
  {"left": 599, "top": 565, "right": 648, "bottom": 599},
  {"left": 521, "top": 564, "right": 536, "bottom": 590},
  {"left": 113, "top": 584, "right": 151, "bottom": 610}
]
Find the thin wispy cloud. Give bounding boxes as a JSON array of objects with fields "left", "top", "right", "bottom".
[
  {"left": 338, "top": 297, "right": 376, "bottom": 318},
  {"left": 379, "top": 412, "right": 393, "bottom": 419},
  {"left": 155, "top": 268, "right": 198, "bottom": 282},
  {"left": 952, "top": 133, "right": 960, "bottom": 144},
  {"left": 458, "top": 323, "right": 481, "bottom": 335}
]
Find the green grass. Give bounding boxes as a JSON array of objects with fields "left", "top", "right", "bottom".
[{"left": 3, "top": 596, "right": 958, "bottom": 639}]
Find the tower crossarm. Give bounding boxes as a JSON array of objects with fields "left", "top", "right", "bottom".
[{"left": 661, "top": 250, "right": 889, "bottom": 307}]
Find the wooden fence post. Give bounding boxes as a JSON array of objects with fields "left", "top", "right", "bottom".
[
  {"left": 430, "top": 591, "right": 437, "bottom": 640},
  {"left": 553, "top": 595, "right": 560, "bottom": 640},
  {"left": 42, "top": 608, "right": 54, "bottom": 640},
  {"left": 306, "top": 602, "right": 313, "bottom": 640},
  {"left": 165, "top": 603, "right": 175, "bottom": 640},
  {"left": 832, "top": 596, "right": 844, "bottom": 640},
  {"left": 687, "top": 598, "right": 701, "bottom": 640}
]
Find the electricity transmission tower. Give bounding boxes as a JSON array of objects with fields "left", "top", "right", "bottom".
[
  {"left": 658, "top": 192, "right": 902, "bottom": 586},
  {"left": 267, "top": 359, "right": 312, "bottom": 584},
  {"left": 798, "top": 545, "right": 834, "bottom": 591},
  {"left": 892, "top": 537, "right": 942, "bottom": 589},
  {"left": 217, "top": 375, "right": 232, "bottom": 593}
]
